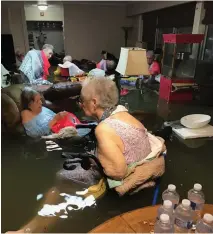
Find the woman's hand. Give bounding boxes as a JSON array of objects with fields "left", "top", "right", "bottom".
[
  {"left": 54, "top": 111, "right": 68, "bottom": 121},
  {"left": 49, "top": 111, "right": 68, "bottom": 128}
]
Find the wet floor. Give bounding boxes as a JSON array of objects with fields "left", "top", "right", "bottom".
[{"left": 2, "top": 89, "right": 213, "bottom": 233}]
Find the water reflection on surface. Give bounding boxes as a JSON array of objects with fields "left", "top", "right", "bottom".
[{"left": 2, "top": 89, "right": 213, "bottom": 233}]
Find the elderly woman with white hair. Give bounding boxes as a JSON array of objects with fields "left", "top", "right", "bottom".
[
  {"left": 54, "top": 55, "right": 84, "bottom": 77},
  {"left": 146, "top": 50, "right": 160, "bottom": 76},
  {"left": 79, "top": 77, "right": 152, "bottom": 179}
]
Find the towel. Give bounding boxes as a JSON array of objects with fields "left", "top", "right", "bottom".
[
  {"left": 115, "top": 156, "right": 165, "bottom": 196},
  {"left": 107, "top": 134, "right": 165, "bottom": 189}
]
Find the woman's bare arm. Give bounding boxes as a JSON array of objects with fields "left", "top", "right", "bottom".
[{"left": 95, "top": 123, "right": 127, "bottom": 180}]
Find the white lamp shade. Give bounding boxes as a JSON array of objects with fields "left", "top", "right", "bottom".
[{"left": 116, "top": 47, "right": 150, "bottom": 76}]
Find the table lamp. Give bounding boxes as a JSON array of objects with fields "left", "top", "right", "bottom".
[{"left": 116, "top": 47, "right": 150, "bottom": 76}]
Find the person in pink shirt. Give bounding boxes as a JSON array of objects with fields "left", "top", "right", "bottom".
[
  {"left": 146, "top": 50, "right": 161, "bottom": 75},
  {"left": 136, "top": 50, "right": 161, "bottom": 89}
]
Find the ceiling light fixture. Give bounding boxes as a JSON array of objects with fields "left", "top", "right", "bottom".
[{"left": 37, "top": 3, "right": 48, "bottom": 11}]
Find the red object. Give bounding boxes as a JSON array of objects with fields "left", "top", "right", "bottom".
[
  {"left": 96, "top": 62, "right": 101, "bottom": 69},
  {"left": 120, "top": 88, "right": 129, "bottom": 96},
  {"left": 163, "top": 34, "right": 204, "bottom": 44},
  {"left": 159, "top": 76, "right": 194, "bottom": 102},
  {"left": 60, "top": 68, "right": 70, "bottom": 77},
  {"left": 41, "top": 50, "right": 50, "bottom": 80},
  {"left": 149, "top": 61, "right": 161, "bottom": 75},
  {"left": 51, "top": 112, "right": 81, "bottom": 133}
]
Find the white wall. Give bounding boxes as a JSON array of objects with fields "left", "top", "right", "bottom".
[
  {"left": 1, "top": 1, "right": 29, "bottom": 54},
  {"left": 29, "top": 30, "right": 64, "bottom": 53},
  {"left": 63, "top": 3, "right": 131, "bottom": 61},
  {"left": 24, "top": 5, "right": 64, "bottom": 22}
]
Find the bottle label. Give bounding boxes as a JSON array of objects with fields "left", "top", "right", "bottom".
[
  {"left": 175, "top": 218, "right": 192, "bottom": 229},
  {"left": 190, "top": 201, "right": 203, "bottom": 210}
]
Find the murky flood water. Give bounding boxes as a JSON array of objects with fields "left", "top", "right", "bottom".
[{"left": 2, "top": 89, "right": 213, "bottom": 232}]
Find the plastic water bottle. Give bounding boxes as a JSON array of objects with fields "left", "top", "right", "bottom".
[
  {"left": 154, "top": 214, "right": 174, "bottom": 233},
  {"left": 196, "top": 213, "right": 213, "bottom": 233},
  {"left": 174, "top": 199, "right": 194, "bottom": 233},
  {"left": 162, "top": 184, "right": 180, "bottom": 208},
  {"left": 157, "top": 200, "right": 174, "bottom": 223},
  {"left": 188, "top": 183, "right": 205, "bottom": 221}
]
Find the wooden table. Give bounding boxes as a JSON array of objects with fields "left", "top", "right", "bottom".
[{"left": 89, "top": 204, "right": 213, "bottom": 233}]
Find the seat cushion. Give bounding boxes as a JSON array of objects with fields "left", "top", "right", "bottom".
[{"left": 1, "top": 93, "right": 21, "bottom": 127}]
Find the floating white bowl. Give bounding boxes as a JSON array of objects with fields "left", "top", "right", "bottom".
[{"left": 181, "top": 114, "right": 211, "bottom": 129}]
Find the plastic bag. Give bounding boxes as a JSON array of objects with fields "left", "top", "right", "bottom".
[{"left": 51, "top": 113, "right": 81, "bottom": 133}]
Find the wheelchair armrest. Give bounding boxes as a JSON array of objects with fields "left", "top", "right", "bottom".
[
  {"left": 75, "top": 124, "right": 97, "bottom": 129},
  {"left": 80, "top": 120, "right": 97, "bottom": 124}
]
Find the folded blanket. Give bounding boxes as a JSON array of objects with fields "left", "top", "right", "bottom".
[
  {"left": 107, "top": 134, "right": 165, "bottom": 190},
  {"left": 115, "top": 156, "right": 165, "bottom": 196}
]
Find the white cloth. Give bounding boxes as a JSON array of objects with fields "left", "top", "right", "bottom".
[
  {"left": 58, "top": 61, "right": 84, "bottom": 76},
  {"left": 88, "top": 68, "right": 105, "bottom": 77},
  {"left": 1, "top": 64, "right": 10, "bottom": 88},
  {"left": 173, "top": 124, "right": 213, "bottom": 139}
]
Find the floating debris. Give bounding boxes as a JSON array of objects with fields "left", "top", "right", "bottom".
[{"left": 36, "top": 194, "right": 43, "bottom": 201}]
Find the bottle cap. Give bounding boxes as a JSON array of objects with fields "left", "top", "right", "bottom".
[
  {"left": 182, "top": 199, "right": 190, "bottom": 207},
  {"left": 194, "top": 183, "right": 202, "bottom": 191},
  {"left": 163, "top": 200, "right": 173, "bottom": 209},
  {"left": 160, "top": 214, "right": 170, "bottom": 223},
  {"left": 203, "top": 214, "right": 213, "bottom": 224},
  {"left": 168, "top": 184, "right": 176, "bottom": 192}
]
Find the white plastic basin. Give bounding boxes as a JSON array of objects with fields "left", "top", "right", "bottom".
[{"left": 181, "top": 114, "right": 211, "bottom": 129}]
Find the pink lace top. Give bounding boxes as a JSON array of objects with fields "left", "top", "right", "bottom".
[{"left": 103, "top": 118, "right": 151, "bottom": 164}]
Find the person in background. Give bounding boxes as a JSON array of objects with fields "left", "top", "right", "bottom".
[
  {"left": 146, "top": 50, "right": 161, "bottom": 76},
  {"left": 19, "top": 44, "right": 54, "bottom": 83},
  {"left": 101, "top": 50, "right": 118, "bottom": 63},
  {"left": 20, "top": 87, "right": 90, "bottom": 138},
  {"left": 136, "top": 50, "right": 161, "bottom": 89},
  {"left": 96, "top": 50, "right": 118, "bottom": 71},
  {"left": 54, "top": 55, "right": 84, "bottom": 77},
  {"left": 15, "top": 48, "right": 25, "bottom": 68}
]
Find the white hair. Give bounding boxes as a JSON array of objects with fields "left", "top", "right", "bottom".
[
  {"left": 63, "top": 55, "right": 72, "bottom": 63},
  {"left": 106, "top": 60, "right": 116, "bottom": 70},
  {"left": 42, "top": 44, "right": 54, "bottom": 51},
  {"left": 146, "top": 50, "right": 154, "bottom": 58},
  {"left": 81, "top": 77, "right": 119, "bottom": 109}
]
